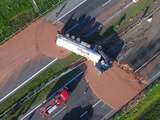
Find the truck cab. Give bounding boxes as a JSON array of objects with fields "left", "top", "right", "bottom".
[{"left": 40, "top": 89, "right": 70, "bottom": 117}]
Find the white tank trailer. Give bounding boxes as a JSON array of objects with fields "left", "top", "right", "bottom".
[{"left": 56, "top": 34, "right": 101, "bottom": 64}]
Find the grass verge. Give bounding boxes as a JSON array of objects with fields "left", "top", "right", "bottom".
[
  {"left": 114, "top": 79, "right": 160, "bottom": 120},
  {"left": 5, "top": 65, "right": 82, "bottom": 120},
  {"left": 0, "top": 0, "right": 64, "bottom": 43},
  {"left": 0, "top": 54, "right": 80, "bottom": 115}
]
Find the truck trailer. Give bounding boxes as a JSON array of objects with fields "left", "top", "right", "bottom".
[{"left": 56, "top": 34, "right": 101, "bottom": 64}]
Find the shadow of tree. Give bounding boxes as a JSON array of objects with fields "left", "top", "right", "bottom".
[{"left": 62, "top": 104, "right": 93, "bottom": 120}]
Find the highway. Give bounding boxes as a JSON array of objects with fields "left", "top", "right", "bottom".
[
  {"left": 0, "top": 57, "right": 57, "bottom": 102},
  {"left": 0, "top": 0, "right": 130, "bottom": 103},
  {"left": 23, "top": 76, "right": 113, "bottom": 120},
  {"left": 46, "top": 0, "right": 123, "bottom": 23},
  {"left": 21, "top": 0, "right": 133, "bottom": 120}
]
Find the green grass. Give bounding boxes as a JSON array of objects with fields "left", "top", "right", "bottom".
[
  {"left": 4, "top": 66, "right": 82, "bottom": 120},
  {"left": 36, "top": 0, "right": 63, "bottom": 13},
  {"left": 114, "top": 80, "right": 160, "bottom": 120},
  {"left": 102, "top": 0, "right": 155, "bottom": 37},
  {"left": 0, "top": 54, "right": 80, "bottom": 115},
  {"left": 0, "top": 0, "right": 63, "bottom": 43},
  {"left": 0, "top": 0, "right": 37, "bottom": 42}
]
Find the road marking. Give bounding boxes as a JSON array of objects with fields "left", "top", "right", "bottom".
[
  {"left": 101, "top": 103, "right": 106, "bottom": 108},
  {"left": 21, "top": 103, "right": 43, "bottom": 120},
  {"left": 79, "top": 99, "right": 102, "bottom": 118},
  {"left": 52, "top": 106, "right": 67, "bottom": 118},
  {"left": 92, "top": 99, "right": 102, "bottom": 108},
  {"left": 54, "top": 0, "right": 88, "bottom": 23},
  {"left": 100, "top": 110, "right": 114, "bottom": 120},
  {"left": 135, "top": 51, "right": 160, "bottom": 72},
  {"left": 151, "top": 69, "right": 160, "bottom": 81},
  {"left": 102, "top": 0, "right": 111, "bottom": 7},
  {"left": 0, "top": 58, "right": 57, "bottom": 103},
  {"left": 80, "top": 111, "right": 88, "bottom": 118},
  {"left": 21, "top": 70, "right": 84, "bottom": 120}
]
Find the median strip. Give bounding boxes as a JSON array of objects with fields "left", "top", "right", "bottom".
[{"left": 0, "top": 54, "right": 81, "bottom": 120}]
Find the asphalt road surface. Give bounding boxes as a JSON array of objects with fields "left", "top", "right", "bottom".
[
  {"left": 117, "top": 9, "right": 160, "bottom": 82},
  {"left": 24, "top": 78, "right": 112, "bottom": 120},
  {"left": 0, "top": 56, "right": 55, "bottom": 101},
  {"left": 46, "top": 0, "right": 120, "bottom": 23}
]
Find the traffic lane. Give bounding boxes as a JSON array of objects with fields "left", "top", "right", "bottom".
[
  {"left": 50, "top": 79, "right": 113, "bottom": 120},
  {"left": 0, "top": 56, "right": 55, "bottom": 100},
  {"left": 49, "top": 78, "right": 99, "bottom": 120},
  {"left": 79, "top": 100, "right": 113, "bottom": 120},
  {"left": 52, "top": 100, "right": 113, "bottom": 120},
  {"left": 24, "top": 77, "right": 113, "bottom": 120},
  {"left": 118, "top": 9, "right": 160, "bottom": 70},
  {"left": 139, "top": 53, "right": 160, "bottom": 82},
  {"left": 60, "top": 0, "right": 119, "bottom": 23},
  {"left": 23, "top": 71, "right": 86, "bottom": 120},
  {"left": 45, "top": 0, "right": 87, "bottom": 22}
]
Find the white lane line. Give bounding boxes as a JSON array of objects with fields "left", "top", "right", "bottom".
[
  {"left": 21, "top": 70, "right": 84, "bottom": 120},
  {"left": 135, "top": 52, "right": 160, "bottom": 72},
  {"left": 0, "top": 58, "right": 57, "bottom": 103},
  {"left": 92, "top": 99, "right": 102, "bottom": 108},
  {"left": 21, "top": 103, "right": 43, "bottom": 120},
  {"left": 54, "top": 0, "right": 88, "bottom": 23},
  {"left": 102, "top": 0, "right": 111, "bottom": 7},
  {"left": 101, "top": 103, "right": 106, "bottom": 108},
  {"left": 80, "top": 111, "right": 88, "bottom": 118},
  {"left": 79, "top": 99, "right": 102, "bottom": 118},
  {"left": 100, "top": 110, "right": 115, "bottom": 120},
  {"left": 52, "top": 106, "right": 67, "bottom": 118},
  {"left": 151, "top": 69, "right": 160, "bottom": 81}
]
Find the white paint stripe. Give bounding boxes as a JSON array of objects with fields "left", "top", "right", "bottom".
[
  {"left": 79, "top": 99, "right": 102, "bottom": 118},
  {"left": 54, "top": 0, "right": 88, "bottom": 23},
  {"left": 0, "top": 58, "right": 57, "bottom": 103},
  {"left": 100, "top": 110, "right": 115, "bottom": 120},
  {"left": 135, "top": 52, "right": 160, "bottom": 72},
  {"left": 102, "top": 0, "right": 111, "bottom": 7},
  {"left": 21, "top": 103, "right": 43, "bottom": 120},
  {"left": 52, "top": 106, "right": 67, "bottom": 118},
  {"left": 151, "top": 70, "right": 160, "bottom": 81},
  {"left": 80, "top": 111, "right": 88, "bottom": 118},
  {"left": 21, "top": 70, "right": 84, "bottom": 120},
  {"left": 92, "top": 99, "right": 102, "bottom": 108}
]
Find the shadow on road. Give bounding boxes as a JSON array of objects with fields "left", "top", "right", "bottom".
[
  {"left": 46, "top": 65, "right": 85, "bottom": 100},
  {"left": 62, "top": 104, "right": 93, "bottom": 120},
  {"left": 66, "top": 71, "right": 84, "bottom": 93}
]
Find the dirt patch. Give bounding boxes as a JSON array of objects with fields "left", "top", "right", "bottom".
[
  {"left": 0, "top": 17, "right": 69, "bottom": 88},
  {"left": 85, "top": 61, "right": 145, "bottom": 110}
]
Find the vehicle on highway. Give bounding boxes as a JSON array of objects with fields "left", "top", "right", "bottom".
[{"left": 40, "top": 88, "right": 70, "bottom": 117}]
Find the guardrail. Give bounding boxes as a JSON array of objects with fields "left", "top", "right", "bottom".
[
  {"left": 103, "top": 4, "right": 160, "bottom": 120},
  {"left": 0, "top": 58, "right": 86, "bottom": 119}
]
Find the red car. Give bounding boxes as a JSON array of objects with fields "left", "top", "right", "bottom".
[{"left": 40, "top": 89, "right": 70, "bottom": 117}]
